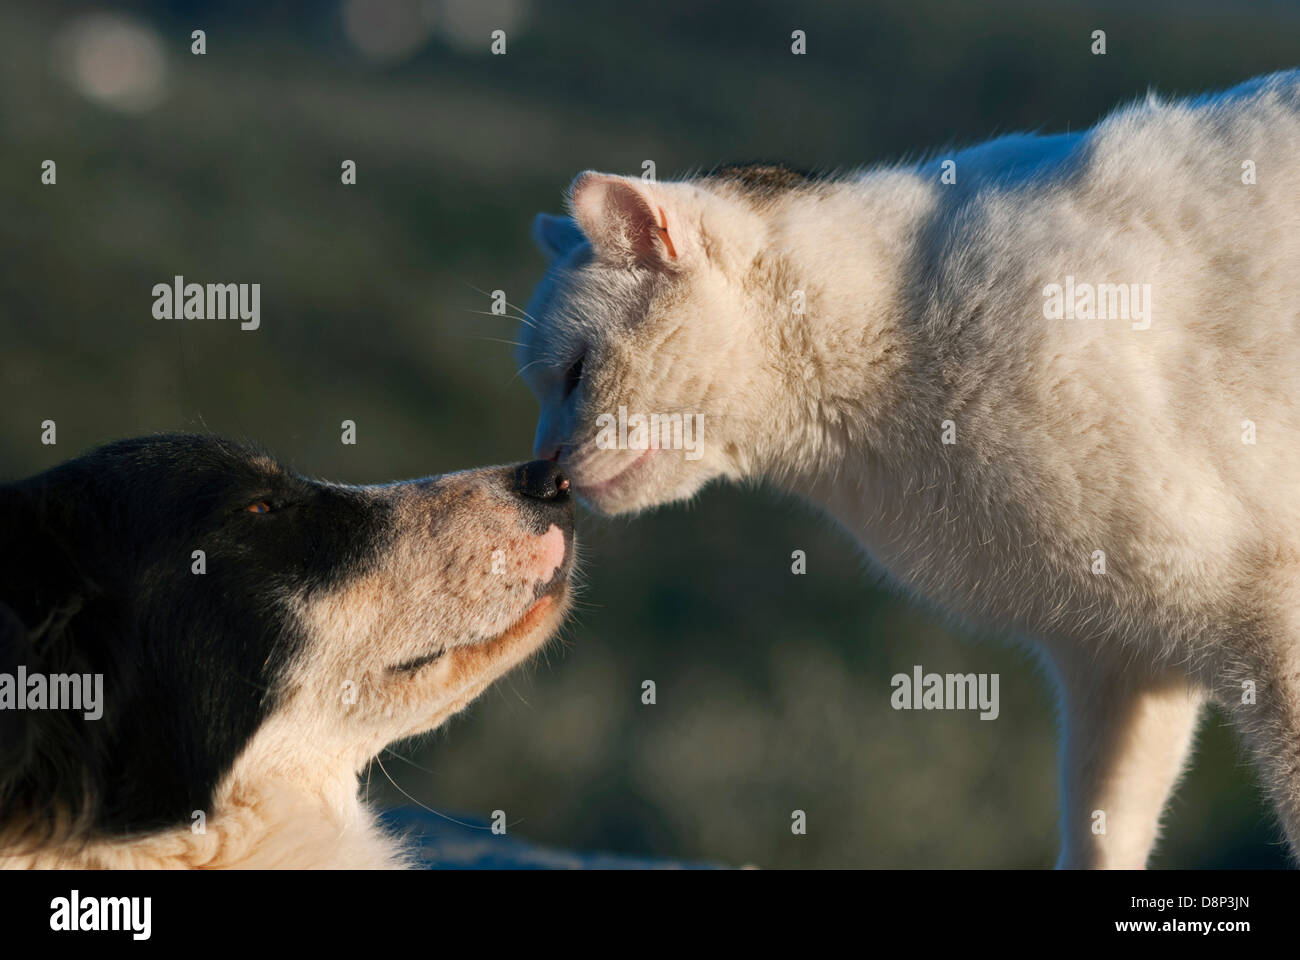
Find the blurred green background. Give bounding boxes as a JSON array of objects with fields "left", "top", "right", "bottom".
[{"left": 1, "top": 0, "right": 1294, "bottom": 867}]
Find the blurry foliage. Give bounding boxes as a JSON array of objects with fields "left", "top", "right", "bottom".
[{"left": 0, "top": 0, "right": 1292, "bottom": 866}]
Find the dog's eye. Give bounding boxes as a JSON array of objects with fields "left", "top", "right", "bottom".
[{"left": 246, "top": 501, "right": 273, "bottom": 514}]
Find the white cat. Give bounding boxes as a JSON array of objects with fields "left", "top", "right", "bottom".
[{"left": 518, "top": 70, "right": 1300, "bottom": 868}]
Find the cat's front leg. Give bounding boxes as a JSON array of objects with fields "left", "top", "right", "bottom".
[{"left": 1047, "top": 647, "right": 1205, "bottom": 869}]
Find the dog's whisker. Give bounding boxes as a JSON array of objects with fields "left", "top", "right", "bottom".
[{"left": 374, "top": 755, "right": 496, "bottom": 831}]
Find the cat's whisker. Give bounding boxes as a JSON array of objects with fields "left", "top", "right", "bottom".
[
  {"left": 456, "top": 334, "right": 528, "bottom": 350},
  {"left": 460, "top": 281, "right": 538, "bottom": 329},
  {"left": 501, "top": 358, "right": 549, "bottom": 389},
  {"left": 460, "top": 307, "right": 536, "bottom": 329},
  {"left": 504, "top": 300, "right": 543, "bottom": 328}
]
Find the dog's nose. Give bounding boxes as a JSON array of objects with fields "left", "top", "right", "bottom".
[{"left": 513, "top": 459, "right": 571, "bottom": 503}]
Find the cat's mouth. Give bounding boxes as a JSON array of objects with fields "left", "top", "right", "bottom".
[
  {"left": 568, "top": 447, "right": 656, "bottom": 506},
  {"left": 565, "top": 441, "right": 714, "bottom": 516}
]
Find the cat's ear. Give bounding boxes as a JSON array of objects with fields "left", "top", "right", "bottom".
[
  {"left": 532, "top": 214, "right": 587, "bottom": 262},
  {"left": 568, "top": 172, "right": 679, "bottom": 269}
]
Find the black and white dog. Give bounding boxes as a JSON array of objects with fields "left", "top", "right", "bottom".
[{"left": 0, "top": 435, "right": 574, "bottom": 868}]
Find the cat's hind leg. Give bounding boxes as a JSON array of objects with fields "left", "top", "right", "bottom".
[
  {"left": 1214, "top": 568, "right": 1300, "bottom": 861},
  {"left": 1048, "top": 648, "right": 1205, "bottom": 869}
]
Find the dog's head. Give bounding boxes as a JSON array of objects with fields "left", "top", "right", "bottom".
[{"left": 0, "top": 434, "right": 574, "bottom": 840}]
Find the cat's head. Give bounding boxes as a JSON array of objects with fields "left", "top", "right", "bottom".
[{"left": 519, "top": 171, "right": 780, "bottom": 516}]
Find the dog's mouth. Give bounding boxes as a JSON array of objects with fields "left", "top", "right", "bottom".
[
  {"left": 389, "top": 647, "right": 448, "bottom": 673},
  {"left": 387, "top": 575, "right": 570, "bottom": 675}
]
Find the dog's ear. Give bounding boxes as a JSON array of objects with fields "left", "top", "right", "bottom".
[
  {"left": 0, "top": 484, "right": 49, "bottom": 800},
  {"left": 0, "top": 599, "right": 38, "bottom": 786},
  {"left": 0, "top": 481, "right": 95, "bottom": 825},
  {"left": 0, "top": 480, "right": 94, "bottom": 640},
  {"left": 0, "top": 590, "right": 93, "bottom": 832}
]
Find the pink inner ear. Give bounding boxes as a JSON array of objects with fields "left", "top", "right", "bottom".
[
  {"left": 656, "top": 206, "right": 678, "bottom": 259},
  {"left": 571, "top": 174, "right": 674, "bottom": 266}
]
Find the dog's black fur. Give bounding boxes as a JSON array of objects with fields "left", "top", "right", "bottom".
[{"left": 0, "top": 434, "right": 392, "bottom": 838}]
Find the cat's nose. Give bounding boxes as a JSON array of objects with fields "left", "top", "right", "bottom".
[
  {"left": 513, "top": 459, "right": 571, "bottom": 503},
  {"left": 532, "top": 415, "right": 567, "bottom": 463}
]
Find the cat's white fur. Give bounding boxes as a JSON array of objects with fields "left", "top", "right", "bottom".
[{"left": 520, "top": 70, "right": 1300, "bottom": 868}]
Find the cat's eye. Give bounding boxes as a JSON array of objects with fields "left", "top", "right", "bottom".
[
  {"left": 245, "top": 501, "right": 272, "bottom": 514},
  {"left": 563, "top": 352, "right": 585, "bottom": 398}
]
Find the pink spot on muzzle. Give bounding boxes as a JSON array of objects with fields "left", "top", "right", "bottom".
[{"left": 535, "top": 524, "right": 566, "bottom": 582}]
